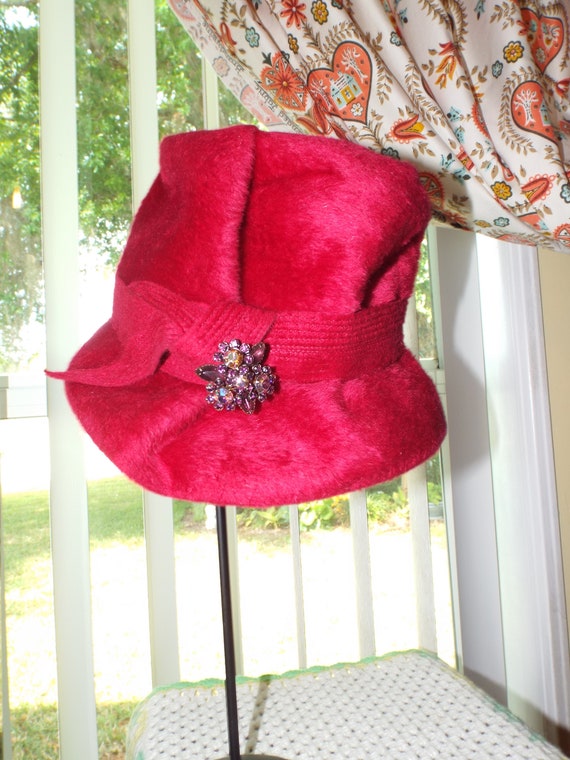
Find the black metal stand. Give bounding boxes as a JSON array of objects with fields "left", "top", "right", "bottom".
[{"left": 214, "top": 506, "right": 288, "bottom": 760}]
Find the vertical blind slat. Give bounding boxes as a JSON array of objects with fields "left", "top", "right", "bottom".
[
  {"left": 226, "top": 507, "right": 244, "bottom": 675},
  {"left": 143, "top": 493, "right": 181, "bottom": 686},
  {"left": 289, "top": 506, "right": 308, "bottom": 669},
  {"left": 426, "top": 228, "right": 463, "bottom": 664},
  {"left": 477, "top": 239, "right": 570, "bottom": 736},
  {"left": 349, "top": 490, "right": 376, "bottom": 659},
  {"left": 40, "top": 0, "right": 99, "bottom": 755},
  {"left": 127, "top": 0, "right": 160, "bottom": 200},
  {"left": 404, "top": 273, "right": 438, "bottom": 654},
  {"left": 127, "top": 0, "right": 181, "bottom": 688},
  {"left": 202, "top": 58, "right": 220, "bottom": 130},
  {"left": 408, "top": 463, "right": 438, "bottom": 653},
  {"left": 0, "top": 461, "right": 13, "bottom": 760},
  {"left": 434, "top": 226, "right": 507, "bottom": 704}
]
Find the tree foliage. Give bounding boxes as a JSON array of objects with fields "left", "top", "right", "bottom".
[
  {"left": 0, "top": 4, "right": 41, "bottom": 367},
  {"left": 0, "top": 0, "right": 252, "bottom": 370},
  {"left": 415, "top": 240, "right": 437, "bottom": 360},
  {"left": 1, "top": 0, "right": 433, "bottom": 371}
]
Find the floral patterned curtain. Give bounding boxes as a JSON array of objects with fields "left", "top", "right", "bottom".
[{"left": 168, "top": 0, "right": 570, "bottom": 253}]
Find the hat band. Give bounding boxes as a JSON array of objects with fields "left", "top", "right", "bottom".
[
  {"left": 49, "top": 278, "right": 408, "bottom": 387},
  {"left": 141, "top": 280, "right": 408, "bottom": 383}
]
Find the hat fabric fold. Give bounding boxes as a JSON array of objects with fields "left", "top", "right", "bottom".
[{"left": 48, "top": 125, "right": 446, "bottom": 507}]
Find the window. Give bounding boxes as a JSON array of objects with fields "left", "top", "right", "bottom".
[{"left": 3, "top": 2, "right": 568, "bottom": 758}]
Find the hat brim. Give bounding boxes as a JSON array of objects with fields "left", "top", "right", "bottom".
[{"left": 63, "top": 323, "right": 446, "bottom": 507}]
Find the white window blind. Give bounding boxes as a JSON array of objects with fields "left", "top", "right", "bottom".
[{"left": 39, "top": 0, "right": 98, "bottom": 757}]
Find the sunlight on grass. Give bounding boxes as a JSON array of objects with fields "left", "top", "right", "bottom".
[
  {"left": 9, "top": 701, "right": 137, "bottom": 760},
  {"left": 10, "top": 703, "right": 59, "bottom": 759}
]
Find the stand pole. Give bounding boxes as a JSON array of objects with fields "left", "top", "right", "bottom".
[
  {"left": 215, "top": 506, "right": 289, "bottom": 760},
  {"left": 216, "top": 506, "right": 241, "bottom": 760}
]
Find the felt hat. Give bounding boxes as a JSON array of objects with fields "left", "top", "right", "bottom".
[{"left": 48, "top": 125, "right": 446, "bottom": 507}]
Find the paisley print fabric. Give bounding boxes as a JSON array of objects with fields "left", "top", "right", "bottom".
[{"left": 168, "top": 0, "right": 570, "bottom": 252}]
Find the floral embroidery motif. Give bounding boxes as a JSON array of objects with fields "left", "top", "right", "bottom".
[
  {"left": 435, "top": 42, "right": 460, "bottom": 88},
  {"left": 492, "top": 181, "right": 513, "bottom": 201},
  {"left": 306, "top": 42, "right": 372, "bottom": 124},
  {"left": 311, "top": 0, "right": 328, "bottom": 25},
  {"left": 511, "top": 79, "right": 557, "bottom": 144},
  {"left": 554, "top": 224, "right": 570, "bottom": 246},
  {"left": 260, "top": 52, "right": 307, "bottom": 110},
  {"left": 390, "top": 113, "right": 425, "bottom": 142},
  {"left": 213, "top": 56, "right": 230, "bottom": 77},
  {"left": 288, "top": 34, "right": 299, "bottom": 53},
  {"left": 280, "top": 0, "right": 307, "bottom": 28},
  {"left": 519, "top": 8, "right": 564, "bottom": 73},
  {"left": 245, "top": 26, "right": 260, "bottom": 47},
  {"left": 492, "top": 60, "right": 503, "bottom": 77},
  {"left": 521, "top": 175, "right": 554, "bottom": 203},
  {"left": 503, "top": 41, "right": 525, "bottom": 63},
  {"left": 382, "top": 146, "right": 400, "bottom": 159},
  {"left": 168, "top": 0, "right": 570, "bottom": 252}
]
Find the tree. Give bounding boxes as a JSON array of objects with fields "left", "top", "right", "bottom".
[
  {"left": 0, "top": 4, "right": 41, "bottom": 367},
  {"left": 0, "top": 0, "right": 253, "bottom": 370}
]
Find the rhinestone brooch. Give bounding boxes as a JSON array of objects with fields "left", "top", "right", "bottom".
[{"left": 196, "top": 339, "right": 278, "bottom": 415}]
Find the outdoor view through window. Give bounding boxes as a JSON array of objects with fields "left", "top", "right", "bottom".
[{"left": 0, "top": 2, "right": 453, "bottom": 757}]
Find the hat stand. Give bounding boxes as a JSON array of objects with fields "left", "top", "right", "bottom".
[{"left": 215, "top": 505, "right": 288, "bottom": 760}]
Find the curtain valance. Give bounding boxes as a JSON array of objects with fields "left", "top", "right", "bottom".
[{"left": 168, "top": 0, "right": 570, "bottom": 252}]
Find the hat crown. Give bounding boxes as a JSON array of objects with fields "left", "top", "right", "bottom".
[
  {"left": 118, "top": 126, "right": 430, "bottom": 316},
  {"left": 52, "top": 127, "right": 446, "bottom": 508}
]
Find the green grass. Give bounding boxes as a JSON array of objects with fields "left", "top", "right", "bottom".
[
  {"left": 87, "top": 477, "right": 204, "bottom": 541},
  {"left": 9, "top": 704, "right": 59, "bottom": 760},
  {"left": 3, "top": 477, "right": 192, "bottom": 578},
  {"left": 2, "top": 489, "right": 51, "bottom": 593},
  {"left": 86, "top": 478, "right": 145, "bottom": 543},
  {"left": 2, "top": 478, "right": 149, "bottom": 758},
  {"left": 9, "top": 701, "right": 137, "bottom": 759}
]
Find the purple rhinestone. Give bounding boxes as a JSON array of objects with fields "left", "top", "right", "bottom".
[
  {"left": 254, "top": 374, "right": 273, "bottom": 395},
  {"left": 251, "top": 342, "right": 266, "bottom": 364},
  {"left": 239, "top": 395, "right": 257, "bottom": 414},
  {"left": 232, "top": 371, "right": 250, "bottom": 390},
  {"left": 196, "top": 364, "right": 221, "bottom": 383},
  {"left": 214, "top": 386, "right": 235, "bottom": 407}
]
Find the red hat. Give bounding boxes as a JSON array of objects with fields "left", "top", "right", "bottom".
[{"left": 48, "top": 126, "right": 446, "bottom": 507}]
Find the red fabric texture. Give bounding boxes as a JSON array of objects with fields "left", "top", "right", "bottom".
[{"left": 48, "top": 126, "right": 446, "bottom": 507}]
